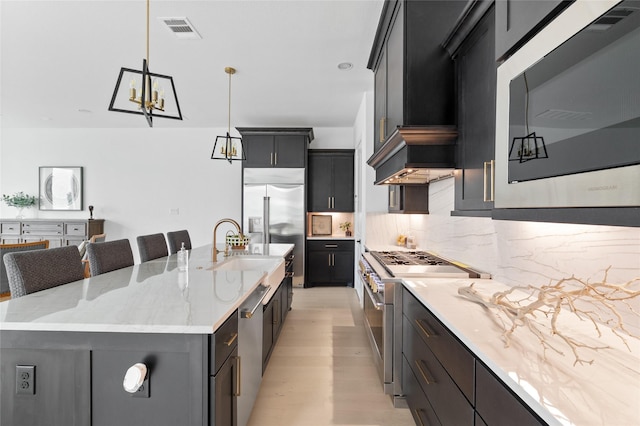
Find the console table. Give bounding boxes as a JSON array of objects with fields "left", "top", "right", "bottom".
[{"left": 0, "top": 219, "right": 105, "bottom": 247}]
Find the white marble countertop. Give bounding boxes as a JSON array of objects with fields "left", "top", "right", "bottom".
[
  {"left": 0, "top": 243, "right": 293, "bottom": 335},
  {"left": 402, "top": 278, "right": 640, "bottom": 426}
]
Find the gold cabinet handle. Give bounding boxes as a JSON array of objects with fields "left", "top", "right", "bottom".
[
  {"left": 415, "top": 359, "right": 436, "bottom": 385},
  {"left": 483, "top": 160, "right": 495, "bottom": 202},
  {"left": 274, "top": 152, "right": 277, "bottom": 165},
  {"left": 379, "top": 117, "right": 386, "bottom": 143},
  {"left": 224, "top": 332, "right": 238, "bottom": 347},
  {"left": 270, "top": 152, "right": 274, "bottom": 165},
  {"left": 233, "top": 356, "right": 241, "bottom": 396},
  {"left": 328, "top": 197, "right": 332, "bottom": 209},
  {"left": 414, "top": 409, "right": 426, "bottom": 426},
  {"left": 415, "top": 318, "right": 436, "bottom": 338}
]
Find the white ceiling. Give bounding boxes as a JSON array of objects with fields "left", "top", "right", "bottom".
[{"left": 0, "top": 0, "right": 383, "bottom": 129}]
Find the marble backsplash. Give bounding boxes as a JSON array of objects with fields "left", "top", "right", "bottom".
[{"left": 366, "top": 177, "right": 640, "bottom": 332}]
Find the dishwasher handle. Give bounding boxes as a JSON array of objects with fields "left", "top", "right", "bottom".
[{"left": 240, "top": 285, "right": 270, "bottom": 318}]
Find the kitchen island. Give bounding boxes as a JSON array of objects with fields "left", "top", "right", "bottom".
[{"left": 0, "top": 243, "right": 293, "bottom": 426}]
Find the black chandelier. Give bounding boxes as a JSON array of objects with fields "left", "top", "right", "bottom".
[
  {"left": 108, "top": 0, "right": 182, "bottom": 127},
  {"left": 211, "top": 67, "right": 245, "bottom": 163}
]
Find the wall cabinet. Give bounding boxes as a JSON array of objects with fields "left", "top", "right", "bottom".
[
  {"left": 369, "top": 0, "right": 466, "bottom": 153},
  {"left": 308, "top": 150, "right": 354, "bottom": 212},
  {"left": 495, "top": 0, "right": 572, "bottom": 62},
  {"left": 306, "top": 240, "right": 354, "bottom": 288},
  {"left": 388, "top": 185, "right": 429, "bottom": 214},
  {"left": 452, "top": 5, "right": 497, "bottom": 217},
  {"left": 402, "top": 288, "right": 546, "bottom": 425},
  {"left": 237, "top": 128, "right": 313, "bottom": 168},
  {"left": 0, "top": 219, "right": 104, "bottom": 246}
]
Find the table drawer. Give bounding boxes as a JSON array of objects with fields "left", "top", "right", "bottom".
[
  {"left": 403, "top": 288, "right": 475, "bottom": 402},
  {"left": 210, "top": 311, "right": 238, "bottom": 375},
  {"left": 22, "top": 222, "right": 63, "bottom": 235},
  {"left": 65, "top": 222, "right": 87, "bottom": 236},
  {"left": 403, "top": 315, "right": 474, "bottom": 425},
  {"left": 1, "top": 222, "right": 21, "bottom": 235}
]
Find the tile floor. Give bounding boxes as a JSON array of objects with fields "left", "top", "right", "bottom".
[{"left": 247, "top": 287, "right": 415, "bottom": 426}]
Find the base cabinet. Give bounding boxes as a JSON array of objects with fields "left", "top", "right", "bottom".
[
  {"left": 0, "top": 219, "right": 104, "bottom": 247},
  {"left": 306, "top": 240, "right": 354, "bottom": 288},
  {"left": 262, "top": 277, "right": 291, "bottom": 372},
  {"left": 402, "top": 288, "right": 546, "bottom": 426}
]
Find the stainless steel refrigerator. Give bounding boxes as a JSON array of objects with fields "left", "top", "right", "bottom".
[{"left": 243, "top": 168, "right": 305, "bottom": 286}]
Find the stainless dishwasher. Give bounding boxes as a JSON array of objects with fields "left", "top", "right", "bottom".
[{"left": 238, "top": 284, "right": 269, "bottom": 426}]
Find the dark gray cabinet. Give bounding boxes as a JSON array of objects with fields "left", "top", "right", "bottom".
[
  {"left": 453, "top": 5, "right": 497, "bottom": 217},
  {"left": 262, "top": 275, "right": 292, "bottom": 372},
  {"left": 306, "top": 239, "right": 354, "bottom": 288},
  {"left": 237, "top": 128, "right": 313, "bottom": 168},
  {"left": 388, "top": 185, "right": 429, "bottom": 214},
  {"left": 402, "top": 288, "right": 546, "bottom": 426},
  {"left": 368, "top": 0, "right": 467, "bottom": 152},
  {"left": 308, "top": 150, "right": 354, "bottom": 212},
  {"left": 495, "top": 0, "right": 572, "bottom": 62}
]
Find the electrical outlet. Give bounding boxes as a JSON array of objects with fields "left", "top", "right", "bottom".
[
  {"left": 132, "top": 376, "right": 149, "bottom": 398},
  {"left": 16, "top": 365, "right": 35, "bottom": 395}
]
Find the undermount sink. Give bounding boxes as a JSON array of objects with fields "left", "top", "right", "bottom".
[{"left": 210, "top": 256, "right": 286, "bottom": 287}]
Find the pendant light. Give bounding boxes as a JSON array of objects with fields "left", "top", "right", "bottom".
[
  {"left": 509, "top": 72, "right": 548, "bottom": 163},
  {"left": 211, "top": 67, "right": 245, "bottom": 163},
  {"left": 108, "top": 0, "right": 183, "bottom": 127}
]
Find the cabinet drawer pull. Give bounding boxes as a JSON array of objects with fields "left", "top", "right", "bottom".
[
  {"left": 414, "top": 409, "right": 426, "bottom": 426},
  {"left": 324, "top": 244, "right": 338, "bottom": 248},
  {"left": 415, "top": 359, "right": 436, "bottom": 385},
  {"left": 415, "top": 318, "right": 436, "bottom": 338},
  {"left": 224, "top": 332, "right": 238, "bottom": 347}
]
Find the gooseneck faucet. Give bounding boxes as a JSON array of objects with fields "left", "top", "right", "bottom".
[{"left": 213, "top": 218, "right": 242, "bottom": 262}]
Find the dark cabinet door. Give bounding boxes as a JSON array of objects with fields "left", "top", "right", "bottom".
[
  {"left": 385, "top": 0, "right": 404, "bottom": 139},
  {"left": 454, "top": 6, "right": 496, "bottom": 216},
  {"left": 331, "top": 249, "right": 354, "bottom": 286},
  {"left": 243, "top": 134, "right": 274, "bottom": 168},
  {"left": 374, "top": 47, "right": 387, "bottom": 152},
  {"left": 495, "top": 0, "right": 571, "bottom": 61},
  {"left": 307, "top": 250, "right": 333, "bottom": 286},
  {"left": 212, "top": 348, "right": 238, "bottom": 426},
  {"left": 331, "top": 154, "right": 354, "bottom": 212},
  {"left": 262, "top": 301, "right": 274, "bottom": 370},
  {"left": 307, "top": 150, "right": 354, "bottom": 212},
  {"left": 308, "top": 153, "right": 333, "bottom": 211},
  {"left": 274, "top": 135, "right": 306, "bottom": 167}
]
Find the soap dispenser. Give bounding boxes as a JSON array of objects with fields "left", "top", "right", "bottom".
[{"left": 177, "top": 242, "right": 188, "bottom": 271}]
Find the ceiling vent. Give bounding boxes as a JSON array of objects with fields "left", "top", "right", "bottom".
[
  {"left": 587, "top": 7, "right": 633, "bottom": 31},
  {"left": 158, "top": 17, "right": 201, "bottom": 39},
  {"left": 536, "top": 109, "right": 592, "bottom": 121}
]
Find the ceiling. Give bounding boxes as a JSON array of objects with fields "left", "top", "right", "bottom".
[{"left": 0, "top": 0, "right": 383, "bottom": 129}]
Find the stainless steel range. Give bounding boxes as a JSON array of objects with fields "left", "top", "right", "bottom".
[
  {"left": 370, "top": 250, "right": 490, "bottom": 279},
  {"left": 360, "top": 250, "right": 489, "bottom": 407}
]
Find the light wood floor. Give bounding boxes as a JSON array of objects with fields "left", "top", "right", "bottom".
[{"left": 248, "top": 287, "right": 415, "bottom": 426}]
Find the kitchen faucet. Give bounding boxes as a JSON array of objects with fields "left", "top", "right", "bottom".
[{"left": 213, "top": 218, "right": 242, "bottom": 262}]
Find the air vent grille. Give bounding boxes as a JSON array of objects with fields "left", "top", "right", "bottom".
[
  {"left": 587, "top": 7, "right": 634, "bottom": 31},
  {"left": 158, "top": 17, "right": 201, "bottom": 39}
]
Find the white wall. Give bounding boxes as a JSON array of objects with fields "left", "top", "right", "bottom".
[{"left": 1, "top": 127, "right": 241, "bottom": 263}]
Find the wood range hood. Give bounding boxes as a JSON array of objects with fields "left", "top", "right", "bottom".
[{"left": 366, "top": 125, "right": 458, "bottom": 185}]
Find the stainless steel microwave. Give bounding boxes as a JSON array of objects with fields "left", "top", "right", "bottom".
[{"left": 495, "top": 0, "right": 640, "bottom": 209}]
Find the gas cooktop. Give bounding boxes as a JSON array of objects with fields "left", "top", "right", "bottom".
[{"left": 369, "top": 250, "right": 486, "bottom": 279}]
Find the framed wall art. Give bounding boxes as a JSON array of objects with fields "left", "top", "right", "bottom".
[
  {"left": 39, "top": 166, "right": 83, "bottom": 211},
  {"left": 311, "top": 215, "right": 332, "bottom": 236}
]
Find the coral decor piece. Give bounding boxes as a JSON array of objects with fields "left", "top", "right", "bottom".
[{"left": 458, "top": 268, "right": 640, "bottom": 366}]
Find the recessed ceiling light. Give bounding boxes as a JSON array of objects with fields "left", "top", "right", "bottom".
[{"left": 337, "top": 62, "right": 353, "bottom": 71}]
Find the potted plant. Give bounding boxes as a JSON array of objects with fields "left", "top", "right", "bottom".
[
  {"left": 339, "top": 221, "right": 352, "bottom": 237},
  {"left": 2, "top": 191, "right": 37, "bottom": 218}
]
